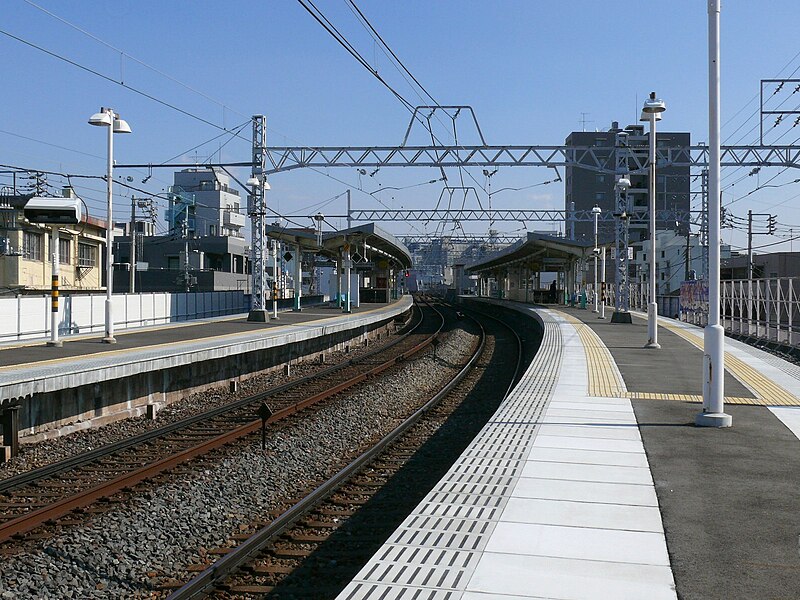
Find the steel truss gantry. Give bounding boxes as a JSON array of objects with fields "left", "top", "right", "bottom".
[
  {"left": 117, "top": 145, "right": 800, "bottom": 174},
  {"left": 344, "top": 208, "right": 700, "bottom": 226},
  {"left": 256, "top": 144, "right": 800, "bottom": 175}
]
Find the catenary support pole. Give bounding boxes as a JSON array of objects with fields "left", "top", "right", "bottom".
[{"left": 697, "top": 0, "right": 731, "bottom": 427}]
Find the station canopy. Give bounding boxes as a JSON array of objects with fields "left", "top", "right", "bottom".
[
  {"left": 466, "top": 232, "right": 612, "bottom": 274},
  {"left": 265, "top": 222, "right": 412, "bottom": 270}
]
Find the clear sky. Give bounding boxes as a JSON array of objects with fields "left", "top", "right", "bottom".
[{"left": 3, "top": 0, "right": 800, "bottom": 255}]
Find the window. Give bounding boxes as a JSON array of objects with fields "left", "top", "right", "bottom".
[
  {"left": 78, "top": 243, "right": 97, "bottom": 267},
  {"left": 23, "top": 231, "right": 42, "bottom": 261},
  {"left": 594, "top": 192, "right": 606, "bottom": 201},
  {"left": 59, "top": 238, "right": 70, "bottom": 265},
  {"left": 597, "top": 175, "right": 606, "bottom": 183},
  {"left": 661, "top": 250, "right": 665, "bottom": 258}
]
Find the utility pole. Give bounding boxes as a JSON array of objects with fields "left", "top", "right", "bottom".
[
  {"left": 747, "top": 209, "right": 754, "bottom": 281},
  {"left": 346, "top": 189, "right": 351, "bottom": 229},
  {"left": 248, "top": 115, "right": 269, "bottom": 321},
  {"left": 685, "top": 229, "right": 691, "bottom": 281},
  {"left": 182, "top": 211, "right": 190, "bottom": 293},
  {"left": 130, "top": 195, "right": 136, "bottom": 294}
]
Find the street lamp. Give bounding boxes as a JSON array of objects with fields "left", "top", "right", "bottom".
[
  {"left": 591, "top": 204, "right": 601, "bottom": 313},
  {"left": 641, "top": 92, "right": 666, "bottom": 349},
  {"left": 89, "top": 107, "right": 131, "bottom": 344}
]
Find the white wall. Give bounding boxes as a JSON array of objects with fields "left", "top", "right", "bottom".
[{"left": 0, "top": 290, "right": 246, "bottom": 342}]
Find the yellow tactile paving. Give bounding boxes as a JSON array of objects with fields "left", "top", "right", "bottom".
[
  {"left": 556, "top": 309, "right": 800, "bottom": 407},
  {"left": 657, "top": 319, "right": 800, "bottom": 406},
  {"left": 628, "top": 392, "right": 757, "bottom": 404},
  {"left": 559, "top": 312, "right": 626, "bottom": 398}
]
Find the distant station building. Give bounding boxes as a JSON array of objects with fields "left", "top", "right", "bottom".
[{"left": 564, "top": 121, "right": 691, "bottom": 244}]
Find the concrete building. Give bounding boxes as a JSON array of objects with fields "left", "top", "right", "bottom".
[
  {"left": 564, "top": 122, "right": 691, "bottom": 244},
  {"left": 0, "top": 189, "right": 106, "bottom": 295},
  {"left": 630, "top": 230, "right": 730, "bottom": 295},
  {"left": 113, "top": 233, "right": 251, "bottom": 293},
  {"left": 722, "top": 251, "right": 800, "bottom": 280},
  {"left": 167, "top": 168, "right": 246, "bottom": 238}
]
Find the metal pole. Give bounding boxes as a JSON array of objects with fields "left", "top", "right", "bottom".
[
  {"left": 293, "top": 243, "right": 302, "bottom": 311},
  {"left": 346, "top": 189, "right": 351, "bottom": 229},
  {"left": 343, "top": 241, "right": 352, "bottom": 313},
  {"left": 698, "top": 0, "right": 731, "bottom": 427},
  {"left": 47, "top": 225, "right": 62, "bottom": 347},
  {"left": 593, "top": 210, "right": 599, "bottom": 312},
  {"left": 103, "top": 112, "right": 116, "bottom": 344},
  {"left": 599, "top": 247, "right": 606, "bottom": 319},
  {"left": 130, "top": 196, "right": 136, "bottom": 294},
  {"left": 272, "top": 240, "right": 279, "bottom": 319},
  {"left": 646, "top": 111, "right": 660, "bottom": 348}
]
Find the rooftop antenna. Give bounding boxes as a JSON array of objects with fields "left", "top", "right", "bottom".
[{"left": 579, "top": 112, "right": 593, "bottom": 132}]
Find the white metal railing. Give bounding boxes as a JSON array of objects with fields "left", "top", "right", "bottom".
[
  {"left": 0, "top": 290, "right": 246, "bottom": 343},
  {"left": 721, "top": 277, "right": 798, "bottom": 346}
]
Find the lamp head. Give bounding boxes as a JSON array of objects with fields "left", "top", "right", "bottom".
[
  {"left": 642, "top": 91, "right": 666, "bottom": 114},
  {"left": 616, "top": 177, "right": 631, "bottom": 191},
  {"left": 591, "top": 204, "right": 602, "bottom": 215},
  {"left": 246, "top": 176, "right": 260, "bottom": 188},
  {"left": 88, "top": 110, "right": 113, "bottom": 127},
  {"left": 113, "top": 118, "right": 132, "bottom": 134}
]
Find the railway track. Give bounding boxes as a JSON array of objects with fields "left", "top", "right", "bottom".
[
  {"left": 165, "top": 303, "right": 523, "bottom": 599},
  {"left": 0, "top": 300, "right": 444, "bottom": 547}
]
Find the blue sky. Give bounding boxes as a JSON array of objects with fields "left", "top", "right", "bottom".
[{"left": 2, "top": 0, "right": 800, "bottom": 253}]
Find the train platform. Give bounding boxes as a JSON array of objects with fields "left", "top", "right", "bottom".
[
  {"left": 338, "top": 301, "right": 800, "bottom": 600},
  {"left": 0, "top": 297, "right": 412, "bottom": 441}
]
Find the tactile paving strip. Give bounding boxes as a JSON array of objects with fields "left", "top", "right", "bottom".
[
  {"left": 657, "top": 318, "right": 800, "bottom": 405},
  {"left": 337, "top": 310, "right": 564, "bottom": 599}
]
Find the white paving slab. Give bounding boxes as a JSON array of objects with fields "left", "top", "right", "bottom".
[
  {"left": 521, "top": 460, "right": 654, "bottom": 485},
  {"left": 465, "top": 553, "right": 677, "bottom": 600},
  {"left": 768, "top": 406, "right": 800, "bottom": 441}
]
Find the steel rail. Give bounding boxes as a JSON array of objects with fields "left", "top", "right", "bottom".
[
  {"left": 168, "top": 304, "right": 485, "bottom": 600},
  {"left": 0, "top": 305, "right": 422, "bottom": 494},
  {"left": 0, "top": 305, "right": 440, "bottom": 544}
]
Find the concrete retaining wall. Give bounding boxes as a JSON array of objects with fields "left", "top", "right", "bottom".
[{"left": 12, "top": 302, "right": 412, "bottom": 443}]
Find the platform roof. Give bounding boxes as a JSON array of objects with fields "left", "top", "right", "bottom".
[
  {"left": 466, "top": 232, "right": 612, "bottom": 274},
  {"left": 265, "top": 222, "right": 412, "bottom": 270}
]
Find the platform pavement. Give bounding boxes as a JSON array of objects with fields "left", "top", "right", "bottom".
[
  {"left": 337, "top": 302, "right": 800, "bottom": 600},
  {"left": 0, "top": 297, "right": 412, "bottom": 404}
]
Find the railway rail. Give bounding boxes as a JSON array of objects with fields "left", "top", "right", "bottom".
[
  {"left": 0, "top": 300, "right": 442, "bottom": 547},
  {"left": 166, "top": 303, "right": 523, "bottom": 599}
]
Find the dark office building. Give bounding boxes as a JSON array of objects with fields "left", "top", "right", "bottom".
[{"left": 564, "top": 121, "right": 691, "bottom": 244}]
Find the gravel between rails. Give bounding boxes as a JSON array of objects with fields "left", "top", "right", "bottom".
[
  {"left": 0, "top": 340, "right": 381, "bottom": 481},
  {"left": 0, "top": 327, "right": 476, "bottom": 599}
]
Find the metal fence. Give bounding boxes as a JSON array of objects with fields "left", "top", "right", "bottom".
[
  {"left": 0, "top": 290, "right": 247, "bottom": 342},
  {"left": 721, "top": 278, "right": 799, "bottom": 346}
]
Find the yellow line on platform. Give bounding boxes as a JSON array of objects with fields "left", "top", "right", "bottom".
[
  {"left": 656, "top": 320, "right": 800, "bottom": 406},
  {"left": 555, "top": 309, "right": 800, "bottom": 407},
  {"left": 559, "top": 312, "right": 626, "bottom": 398}
]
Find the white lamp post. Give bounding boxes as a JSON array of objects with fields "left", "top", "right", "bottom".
[
  {"left": 89, "top": 108, "right": 131, "bottom": 344},
  {"left": 641, "top": 92, "right": 665, "bottom": 349},
  {"left": 591, "top": 204, "right": 601, "bottom": 313},
  {"left": 697, "top": 0, "right": 732, "bottom": 427}
]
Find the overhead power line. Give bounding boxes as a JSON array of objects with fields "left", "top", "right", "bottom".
[{"left": 0, "top": 28, "right": 246, "bottom": 138}]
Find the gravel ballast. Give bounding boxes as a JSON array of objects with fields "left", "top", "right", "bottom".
[{"left": 0, "top": 327, "right": 476, "bottom": 599}]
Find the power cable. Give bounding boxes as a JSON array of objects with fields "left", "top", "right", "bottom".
[{"left": 0, "top": 28, "right": 247, "bottom": 138}]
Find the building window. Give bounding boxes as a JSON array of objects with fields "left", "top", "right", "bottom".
[
  {"left": 59, "top": 238, "right": 70, "bottom": 265},
  {"left": 597, "top": 175, "right": 606, "bottom": 183},
  {"left": 78, "top": 243, "right": 97, "bottom": 267},
  {"left": 23, "top": 231, "right": 42, "bottom": 260},
  {"left": 594, "top": 192, "right": 605, "bottom": 201}
]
